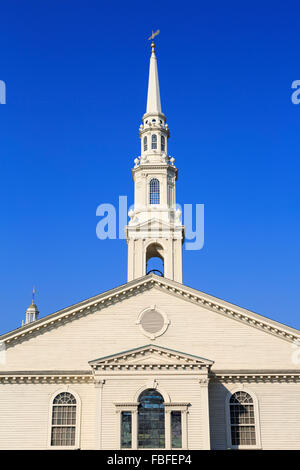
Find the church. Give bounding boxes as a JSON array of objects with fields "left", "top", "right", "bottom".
[{"left": 0, "top": 39, "right": 299, "bottom": 451}]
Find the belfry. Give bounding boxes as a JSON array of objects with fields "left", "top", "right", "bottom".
[{"left": 125, "top": 40, "right": 185, "bottom": 282}]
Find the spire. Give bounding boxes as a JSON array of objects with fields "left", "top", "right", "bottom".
[{"left": 146, "top": 41, "right": 162, "bottom": 114}]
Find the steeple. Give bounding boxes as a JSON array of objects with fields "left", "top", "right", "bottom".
[
  {"left": 146, "top": 42, "right": 161, "bottom": 114},
  {"left": 125, "top": 39, "right": 185, "bottom": 283}
]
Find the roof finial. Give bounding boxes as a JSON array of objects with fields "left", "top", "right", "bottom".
[
  {"left": 32, "top": 286, "right": 36, "bottom": 304},
  {"left": 148, "top": 29, "right": 160, "bottom": 54},
  {"left": 146, "top": 30, "right": 162, "bottom": 114}
]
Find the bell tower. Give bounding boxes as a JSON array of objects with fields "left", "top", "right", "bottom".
[{"left": 125, "top": 40, "right": 184, "bottom": 283}]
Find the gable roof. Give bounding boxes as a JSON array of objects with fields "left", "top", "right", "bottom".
[{"left": 1, "top": 274, "right": 299, "bottom": 346}]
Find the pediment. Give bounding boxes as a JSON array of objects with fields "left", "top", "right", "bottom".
[
  {"left": 89, "top": 344, "right": 214, "bottom": 372},
  {"left": 1, "top": 273, "right": 299, "bottom": 347},
  {"left": 128, "top": 218, "right": 181, "bottom": 232}
]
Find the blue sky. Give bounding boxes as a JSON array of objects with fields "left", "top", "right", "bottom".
[{"left": 0, "top": 0, "right": 299, "bottom": 334}]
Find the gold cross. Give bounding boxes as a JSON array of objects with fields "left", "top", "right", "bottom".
[{"left": 148, "top": 29, "right": 160, "bottom": 41}]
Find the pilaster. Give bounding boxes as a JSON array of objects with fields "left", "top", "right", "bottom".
[
  {"left": 199, "top": 376, "right": 211, "bottom": 450},
  {"left": 94, "top": 378, "right": 105, "bottom": 450}
]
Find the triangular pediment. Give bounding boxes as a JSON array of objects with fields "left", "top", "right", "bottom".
[
  {"left": 89, "top": 344, "right": 214, "bottom": 370},
  {"left": 128, "top": 217, "right": 182, "bottom": 232},
  {"left": 1, "top": 273, "right": 299, "bottom": 347}
]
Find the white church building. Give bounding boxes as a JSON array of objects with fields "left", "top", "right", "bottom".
[{"left": 0, "top": 40, "right": 299, "bottom": 450}]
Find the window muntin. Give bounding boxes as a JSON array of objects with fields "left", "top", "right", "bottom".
[
  {"left": 230, "top": 391, "right": 256, "bottom": 446},
  {"left": 121, "top": 411, "right": 132, "bottom": 448},
  {"left": 149, "top": 178, "right": 160, "bottom": 205},
  {"left": 51, "top": 392, "right": 76, "bottom": 446},
  {"left": 143, "top": 136, "right": 148, "bottom": 152},
  {"left": 171, "top": 411, "right": 182, "bottom": 448},
  {"left": 161, "top": 135, "right": 165, "bottom": 152},
  {"left": 138, "top": 389, "right": 165, "bottom": 448},
  {"left": 151, "top": 134, "right": 157, "bottom": 149}
]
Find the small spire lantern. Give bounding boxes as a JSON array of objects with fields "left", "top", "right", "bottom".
[{"left": 25, "top": 287, "right": 39, "bottom": 324}]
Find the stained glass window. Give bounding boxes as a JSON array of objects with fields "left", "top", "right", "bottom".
[
  {"left": 149, "top": 178, "right": 160, "bottom": 205},
  {"left": 51, "top": 392, "right": 76, "bottom": 446},
  {"left": 171, "top": 411, "right": 182, "bottom": 448},
  {"left": 230, "top": 391, "right": 256, "bottom": 446},
  {"left": 138, "top": 389, "right": 165, "bottom": 448},
  {"left": 121, "top": 411, "right": 132, "bottom": 448}
]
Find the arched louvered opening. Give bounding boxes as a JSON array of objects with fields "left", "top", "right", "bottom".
[{"left": 146, "top": 243, "right": 164, "bottom": 276}]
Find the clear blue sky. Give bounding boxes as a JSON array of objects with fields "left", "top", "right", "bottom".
[{"left": 0, "top": 0, "right": 299, "bottom": 334}]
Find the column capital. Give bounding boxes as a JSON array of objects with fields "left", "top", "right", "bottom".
[
  {"left": 94, "top": 378, "right": 105, "bottom": 389},
  {"left": 198, "top": 376, "right": 210, "bottom": 387}
]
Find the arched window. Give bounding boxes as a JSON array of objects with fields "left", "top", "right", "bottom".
[
  {"left": 143, "top": 136, "right": 148, "bottom": 152},
  {"left": 161, "top": 135, "right": 165, "bottom": 152},
  {"left": 149, "top": 178, "right": 160, "bottom": 204},
  {"left": 151, "top": 134, "right": 157, "bottom": 149},
  {"left": 51, "top": 392, "right": 77, "bottom": 446},
  {"left": 229, "top": 391, "right": 256, "bottom": 446},
  {"left": 138, "top": 389, "right": 165, "bottom": 448}
]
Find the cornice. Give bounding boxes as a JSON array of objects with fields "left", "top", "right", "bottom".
[
  {"left": 142, "top": 112, "right": 167, "bottom": 121},
  {"left": 150, "top": 281, "right": 300, "bottom": 344},
  {"left": 0, "top": 372, "right": 93, "bottom": 384},
  {"left": 212, "top": 372, "right": 300, "bottom": 383},
  {"left": 1, "top": 275, "right": 299, "bottom": 347},
  {"left": 114, "top": 402, "right": 139, "bottom": 407},
  {"left": 0, "top": 280, "right": 155, "bottom": 346},
  {"left": 91, "top": 363, "right": 210, "bottom": 373},
  {"left": 139, "top": 126, "right": 169, "bottom": 138},
  {"left": 132, "top": 163, "right": 177, "bottom": 173},
  {"left": 0, "top": 371, "right": 298, "bottom": 385}
]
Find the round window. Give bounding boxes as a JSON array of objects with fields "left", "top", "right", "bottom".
[
  {"left": 141, "top": 310, "right": 164, "bottom": 334},
  {"left": 136, "top": 306, "right": 169, "bottom": 339}
]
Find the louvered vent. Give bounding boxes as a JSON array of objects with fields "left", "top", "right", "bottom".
[{"left": 141, "top": 310, "right": 164, "bottom": 333}]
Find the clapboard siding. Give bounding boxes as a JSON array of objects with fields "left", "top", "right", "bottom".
[
  {"left": 0, "top": 287, "right": 299, "bottom": 449},
  {"left": 2, "top": 288, "right": 297, "bottom": 371},
  {"left": 0, "top": 383, "right": 95, "bottom": 449},
  {"left": 0, "top": 380, "right": 299, "bottom": 449},
  {"left": 209, "top": 382, "right": 300, "bottom": 449}
]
